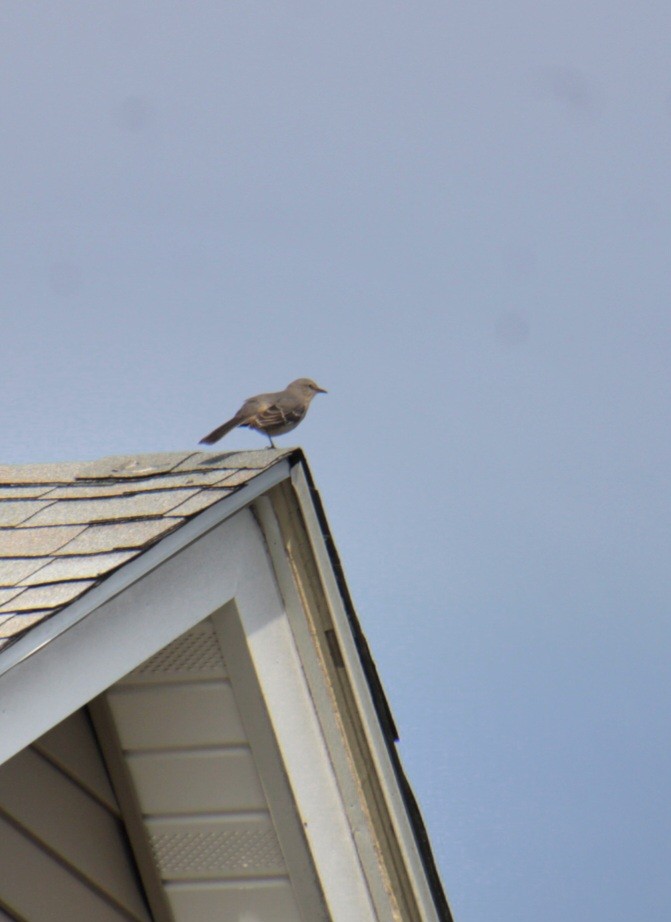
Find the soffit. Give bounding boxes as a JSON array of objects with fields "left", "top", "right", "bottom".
[{"left": 90, "top": 612, "right": 328, "bottom": 922}]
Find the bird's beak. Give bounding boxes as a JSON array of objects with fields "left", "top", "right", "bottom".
[{"left": 315, "top": 385, "right": 327, "bottom": 393}]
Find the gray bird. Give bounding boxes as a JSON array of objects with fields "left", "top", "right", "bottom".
[{"left": 199, "top": 378, "right": 327, "bottom": 448}]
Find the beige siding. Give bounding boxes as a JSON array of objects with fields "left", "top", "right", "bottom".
[
  {"left": 0, "top": 711, "right": 151, "bottom": 922},
  {"left": 33, "top": 708, "right": 119, "bottom": 813},
  {"left": 0, "top": 815, "right": 134, "bottom": 922}
]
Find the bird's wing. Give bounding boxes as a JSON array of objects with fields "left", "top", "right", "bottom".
[{"left": 246, "top": 398, "right": 305, "bottom": 429}]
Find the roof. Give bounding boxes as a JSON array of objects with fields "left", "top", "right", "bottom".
[
  {"left": 0, "top": 449, "right": 292, "bottom": 649},
  {"left": 0, "top": 448, "right": 453, "bottom": 921}
]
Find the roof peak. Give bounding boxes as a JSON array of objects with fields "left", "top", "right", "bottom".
[
  {"left": 0, "top": 448, "right": 294, "bottom": 485},
  {"left": 0, "top": 448, "right": 296, "bottom": 647}
]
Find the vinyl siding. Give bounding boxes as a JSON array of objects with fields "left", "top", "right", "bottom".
[{"left": 0, "top": 710, "right": 151, "bottom": 922}]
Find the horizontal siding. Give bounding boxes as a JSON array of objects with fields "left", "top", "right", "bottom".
[
  {"left": 0, "top": 704, "right": 153, "bottom": 922},
  {"left": 0, "top": 815, "right": 132, "bottom": 922},
  {"left": 0, "top": 748, "right": 149, "bottom": 920},
  {"left": 33, "top": 709, "right": 118, "bottom": 813}
]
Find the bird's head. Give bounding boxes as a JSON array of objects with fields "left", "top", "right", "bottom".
[{"left": 289, "top": 378, "right": 327, "bottom": 396}]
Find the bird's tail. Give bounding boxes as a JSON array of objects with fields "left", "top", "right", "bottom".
[{"left": 199, "top": 416, "right": 240, "bottom": 445}]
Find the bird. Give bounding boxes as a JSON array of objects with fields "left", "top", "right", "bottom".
[{"left": 199, "top": 378, "right": 327, "bottom": 448}]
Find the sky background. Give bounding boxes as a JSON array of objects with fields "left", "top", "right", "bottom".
[{"left": 1, "top": 3, "right": 670, "bottom": 920}]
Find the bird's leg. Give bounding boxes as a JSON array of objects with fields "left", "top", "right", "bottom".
[{"left": 266, "top": 433, "right": 276, "bottom": 449}]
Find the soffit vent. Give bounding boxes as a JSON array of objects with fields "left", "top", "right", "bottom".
[
  {"left": 149, "top": 822, "right": 285, "bottom": 878},
  {"left": 121, "top": 619, "right": 225, "bottom": 682}
]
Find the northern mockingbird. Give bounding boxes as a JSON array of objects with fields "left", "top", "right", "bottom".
[{"left": 199, "top": 378, "right": 327, "bottom": 448}]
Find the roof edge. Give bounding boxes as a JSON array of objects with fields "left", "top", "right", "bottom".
[
  {"left": 0, "top": 457, "right": 294, "bottom": 681},
  {"left": 288, "top": 454, "right": 454, "bottom": 922}
]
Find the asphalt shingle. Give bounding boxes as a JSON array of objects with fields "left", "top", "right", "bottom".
[
  {"left": 75, "top": 453, "right": 197, "bottom": 481},
  {"left": 0, "top": 612, "right": 52, "bottom": 638},
  {"left": 22, "top": 490, "right": 198, "bottom": 527},
  {"left": 0, "top": 462, "right": 85, "bottom": 484},
  {"left": 0, "top": 448, "right": 293, "bottom": 650},
  {"left": 19, "top": 552, "right": 139, "bottom": 585},
  {"left": 0, "top": 526, "right": 88, "bottom": 557},
  {"left": 0, "top": 588, "right": 26, "bottom": 608},
  {"left": 0, "top": 559, "right": 51, "bottom": 586},
  {"left": 211, "top": 469, "right": 259, "bottom": 488},
  {"left": 172, "top": 449, "right": 287, "bottom": 472},
  {"left": 0, "top": 486, "right": 57, "bottom": 499},
  {"left": 55, "top": 520, "right": 182, "bottom": 555},
  {"left": 0, "top": 501, "right": 55, "bottom": 527},
  {"left": 47, "top": 470, "right": 235, "bottom": 498},
  {"left": 165, "top": 489, "right": 231, "bottom": 517},
  {"left": 0, "top": 581, "right": 96, "bottom": 613}
]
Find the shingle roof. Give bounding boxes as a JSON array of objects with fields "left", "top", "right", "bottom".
[
  {"left": 0, "top": 449, "right": 292, "bottom": 649},
  {"left": 0, "top": 446, "right": 454, "bottom": 920}
]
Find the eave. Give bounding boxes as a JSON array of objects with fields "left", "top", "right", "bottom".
[{"left": 0, "top": 449, "right": 452, "bottom": 922}]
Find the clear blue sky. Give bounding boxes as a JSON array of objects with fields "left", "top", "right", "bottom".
[{"left": 2, "top": 4, "right": 670, "bottom": 920}]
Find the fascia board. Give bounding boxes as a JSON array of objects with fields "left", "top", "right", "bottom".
[
  {"left": 253, "top": 491, "right": 410, "bottom": 920},
  {"left": 290, "top": 463, "right": 445, "bottom": 922}
]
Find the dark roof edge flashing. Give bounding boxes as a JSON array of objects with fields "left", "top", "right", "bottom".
[{"left": 287, "top": 449, "right": 454, "bottom": 922}]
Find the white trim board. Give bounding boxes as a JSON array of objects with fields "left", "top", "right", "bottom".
[
  {"left": 0, "top": 504, "right": 381, "bottom": 920},
  {"left": 290, "top": 465, "right": 443, "bottom": 922}
]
